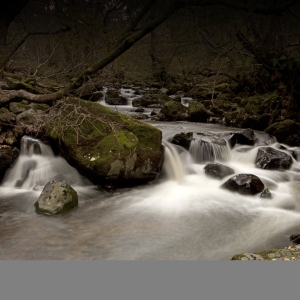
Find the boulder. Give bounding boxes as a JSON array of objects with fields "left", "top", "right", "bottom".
[
  {"left": 132, "top": 94, "right": 171, "bottom": 108},
  {"left": 265, "top": 119, "right": 300, "bottom": 146},
  {"left": 187, "top": 101, "right": 210, "bottom": 122},
  {"left": 45, "top": 98, "right": 164, "bottom": 187},
  {"left": 160, "top": 100, "right": 187, "bottom": 121},
  {"left": 16, "top": 109, "right": 44, "bottom": 126},
  {"left": 204, "top": 163, "right": 235, "bottom": 180},
  {"left": 171, "top": 132, "right": 193, "bottom": 150},
  {"left": 255, "top": 147, "right": 293, "bottom": 170},
  {"left": 0, "top": 145, "right": 19, "bottom": 181},
  {"left": 34, "top": 181, "right": 78, "bottom": 215},
  {"left": 221, "top": 174, "right": 264, "bottom": 195},
  {"left": 234, "top": 128, "right": 256, "bottom": 145}
]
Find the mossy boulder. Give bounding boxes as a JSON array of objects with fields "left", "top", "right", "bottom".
[
  {"left": 187, "top": 101, "right": 210, "bottom": 122},
  {"left": 265, "top": 119, "right": 300, "bottom": 146},
  {"left": 34, "top": 181, "right": 78, "bottom": 215},
  {"left": 160, "top": 100, "right": 188, "bottom": 121},
  {"left": 45, "top": 98, "right": 164, "bottom": 187}
]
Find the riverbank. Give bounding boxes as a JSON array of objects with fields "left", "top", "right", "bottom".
[{"left": 232, "top": 244, "right": 300, "bottom": 260}]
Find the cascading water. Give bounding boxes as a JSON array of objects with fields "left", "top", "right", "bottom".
[
  {"left": 1, "top": 135, "right": 88, "bottom": 191},
  {"left": 2, "top": 120, "right": 300, "bottom": 259}
]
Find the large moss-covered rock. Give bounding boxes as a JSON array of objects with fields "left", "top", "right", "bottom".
[
  {"left": 265, "top": 119, "right": 300, "bottom": 146},
  {"left": 187, "top": 101, "right": 210, "bottom": 122},
  {"left": 45, "top": 98, "right": 164, "bottom": 187},
  {"left": 160, "top": 100, "right": 188, "bottom": 121},
  {"left": 34, "top": 181, "right": 78, "bottom": 215}
]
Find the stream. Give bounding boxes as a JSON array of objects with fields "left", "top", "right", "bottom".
[{"left": 1, "top": 87, "right": 300, "bottom": 260}]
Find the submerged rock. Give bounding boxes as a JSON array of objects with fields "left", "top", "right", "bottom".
[
  {"left": 260, "top": 188, "right": 272, "bottom": 199},
  {"left": 45, "top": 98, "right": 164, "bottom": 187},
  {"left": 34, "top": 180, "right": 78, "bottom": 215},
  {"left": 255, "top": 147, "right": 293, "bottom": 170},
  {"left": 221, "top": 173, "right": 264, "bottom": 195},
  {"left": 204, "top": 163, "right": 235, "bottom": 180}
]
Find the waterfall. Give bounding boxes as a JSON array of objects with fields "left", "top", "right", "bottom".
[
  {"left": 189, "top": 137, "right": 231, "bottom": 163},
  {"left": 162, "top": 142, "right": 187, "bottom": 183},
  {"left": 1, "top": 136, "right": 88, "bottom": 191}
]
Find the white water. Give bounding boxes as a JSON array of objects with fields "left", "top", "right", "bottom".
[
  {"left": 1, "top": 136, "right": 88, "bottom": 191},
  {"left": 1, "top": 121, "right": 300, "bottom": 259}
]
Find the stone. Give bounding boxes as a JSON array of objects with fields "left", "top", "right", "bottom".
[
  {"left": 234, "top": 128, "right": 256, "bottom": 145},
  {"left": 160, "top": 100, "right": 188, "bottom": 121},
  {"left": 255, "top": 147, "right": 293, "bottom": 170},
  {"left": 132, "top": 94, "right": 170, "bottom": 108},
  {"left": 260, "top": 188, "right": 272, "bottom": 199},
  {"left": 0, "top": 145, "right": 19, "bottom": 181},
  {"left": 187, "top": 100, "right": 210, "bottom": 123},
  {"left": 204, "top": 163, "right": 235, "bottom": 180},
  {"left": 171, "top": 132, "right": 193, "bottom": 150},
  {"left": 221, "top": 174, "right": 264, "bottom": 195},
  {"left": 34, "top": 181, "right": 78, "bottom": 215},
  {"left": 45, "top": 98, "right": 164, "bottom": 187}
]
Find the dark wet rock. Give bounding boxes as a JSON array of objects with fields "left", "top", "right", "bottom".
[
  {"left": 290, "top": 233, "right": 300, "bottom": 244},
  {"left": 221, "top": 133, "right": 236, "bottom": 149},
  {"left": 132, "top": 94, "right": 170, "bottom": 108},
  {"left": 187, "top": 100, "right": 210, "bottom": 123},
  {"left": 82, "top": 91, "right": 104, "bottom": 102},
  {"left": 171, "top": 132, "right": 193, "bottom": 150},
  {"left": 0, "top": 145, "right": 19, "bottom": 181},
  {"left": 221, "top": 174, "right": 264, "bottom": 195},
  {"left": 255, "top": 147, "right": 293, "bottom": 170},
  {"left": 34, "top": 180, "right": 78, "bottom": 215},
  {"left": 134, "top": 107, "right": 145, "bottom": 112},
  {"left": 234, "top": 128, "right": 256, "bottom": 145},
  {"left": 204, "top": 163, "right": 235, "bottom": 180},
  {"left": 105, "top": 96, "right": 127, "bottom": 105},
  {"left": 260, "top": 188, "right": 272, "bottom": 199},
  {"left": 160, "top": 100, "right": 188, "bottom": 121}
]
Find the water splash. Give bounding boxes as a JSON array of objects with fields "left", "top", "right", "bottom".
[{"left": 1, "top": 135, "right": 88, "bottom": 191}]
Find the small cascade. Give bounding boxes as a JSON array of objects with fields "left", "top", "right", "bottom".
[
  {"left": 162, "top": 142, "right": 187, "bottom": 183},
  {"left": 189, "top": 136, "right": 231, "bottom": 163},
  {"left": 1, "top": 136, "right": 88, "bottom": 191}
]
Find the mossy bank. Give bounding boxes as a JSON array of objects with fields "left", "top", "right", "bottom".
[{"left": 45, "top": 97, "right": 164, "bottom": 187}]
